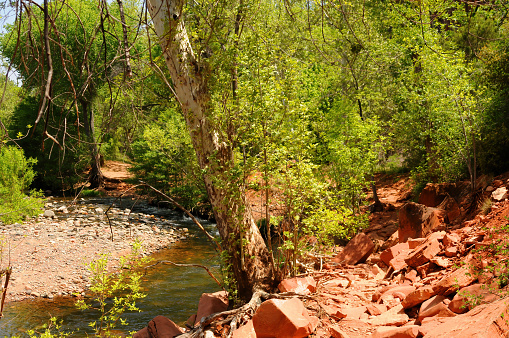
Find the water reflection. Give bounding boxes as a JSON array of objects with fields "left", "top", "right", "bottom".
[{"left": 0, "top": 202, "right": 221, "bottom": 337}]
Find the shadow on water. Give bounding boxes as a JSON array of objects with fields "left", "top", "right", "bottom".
[{"left": 0, "top": 200, "right": 221, "bottom": 337}]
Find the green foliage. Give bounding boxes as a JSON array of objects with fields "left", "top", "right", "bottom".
[
  {"left": 319, "top": 101, "right": 384, "bottom": 211},
  {"left": 130, "top": 107, "right": 208, "bottom": 212},
  {"left": 75, "top": 240, "right": 149, "bottom": 337},
  {"left": 24, "top": 317, "right": 71, "bottom": 338},
  {"left": 7, "top": 95, "right": 88, "bottom": 191},
  {"left": 0, "top": 73, "right": 21, "bottom": 128},
  {"left": 0, "top": 145, "right": 44, "bottom": 224},
  {"left": 303, "top": 207, "right": 368, "bottom": 247}
]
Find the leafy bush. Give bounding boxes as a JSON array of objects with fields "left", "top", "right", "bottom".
[
  {"left": 130, "top": 108, "right": 208, "bottom": 212},
  {"left": 7, "top": 96, "right": 88, "bottom": 192},
  {"left": 0, "top": 145, "right": 44, "bottom": 224}
]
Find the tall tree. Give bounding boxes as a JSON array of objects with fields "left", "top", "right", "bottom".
[{"left": 146, "top": 0, "right": 278, "bottom": 300}]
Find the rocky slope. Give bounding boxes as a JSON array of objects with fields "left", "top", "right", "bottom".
[{"left": 134, "top": 173, "right": 509, "bottom": 338}]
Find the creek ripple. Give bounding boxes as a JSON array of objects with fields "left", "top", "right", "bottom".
[{"left": 0, "top": 197, "right": 221, "bottom": 337}]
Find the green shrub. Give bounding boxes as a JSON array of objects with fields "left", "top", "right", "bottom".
[
  {"left": 0, "top": 145, "right": 44, "bottom": 224},
  {"left": 7, "top": 96, "right": 88, "bottom": 192},
  {"left": 130, "top": 108, "right": 208, "bottom": 211}
]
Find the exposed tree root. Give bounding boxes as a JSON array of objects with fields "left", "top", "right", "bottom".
[{"left": 176, "top": 290, "right": 331, "bottom": 338}]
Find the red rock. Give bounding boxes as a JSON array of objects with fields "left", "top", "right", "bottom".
[
  {"left": 367, "top": 303, "right": 387, "bottom": 316},
  {"left": 380, "top": 285, "right": 416, "bottom": 302},
  {"left": 430, "top": 256, "right": 452, "bottom": 269},
  {"left": 389, "top": 254, "right": 411, "bottom": 271},
  {"left": 444, "top": 246, "right": 457, "bottom": 257},
  {"left": 442, "top": 233, "right": 460, "bottom": 247},
  {"left": 341, "top": 306, "right": 368, "bottom": 320},
  {"left": 133, "top": 327, "right": 149, "bottom": 338},
  {"left": 416, "top": 262, "right": 436, "bottom": 278},
  {"left": 432, "top": 266, "right": 476, "bottom": 296},
  {"left": 232, "top": 319, "right": 256, "bottom": 338},
  {"left": 195, "top": 291, "right": 228, "bottom": 326},
  {"left": 369, "top": 325, "right": 420, "bottom": 338},
  {"left": 398, "top": 203, "right": 447, "bottom": 243},
  {"left": 417, "top": 295, "right": 456, "bottom": 324},
  {"left": 252, "top": 298, "right": 317, "bottom": 338},
  {"left": 418, "top": 183, "right": 450, "bottom": 207},
  {"left": 380, "top": 243, "right": 410, "bottom": 266},
  {"left": 418, "top": 317, "right": 452, "bottom": 337},
  {"left": 278, "top": 276, "right": 317, "bottom": 295},
  {"left": 407, "top": 238, "right": 425, "bottom": 249},
  {"left": 147, "top": 316, "right": 184, "bottom": 338},
  {"left": 405, "top": 238, "right": 442, "bottom": 268},
  {"left": 371, "top": 264, "right": 385, "bottom": 280},
  {"left": 322, "top": 304, "right": 368, "bottom": 320},
  {"left": 373, "top": 285, "right": 396, "bottom": 302},
  {"left": 186, "top": 314, "right": 197, "bottom": 328},
  {"left": 402, "top": 285, "right": 435, "bottom": 309},
  {"left": 368, "top": 304, "right": 409, "bottom": 326},
  {"left": 448, "top": 283, "right": 499, "bottom": 314},
  {"left": 404, "top": 269, "right": 419, "bottom": 283},
  {"left": 329, "top": 325, "right": 351, "bottom": 338},
  {"left": 422, "top": 296, "right": 509, "bottom": 337},
  {"left": 333, "top": 233, "right": 375, "bottom": 265},
  {"left": 438, "top": 196, "right": 461, "bottom": 222},
  {"left": 322, "top": 304, "right": 347, "bottom": 319}
]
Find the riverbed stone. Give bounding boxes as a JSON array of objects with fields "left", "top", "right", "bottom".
[
  {"left": 43, "top": 210, "right": 55, "bottom": 218},
  {"left": 147, "top": 316, "right": 184, "bottom": 337},
  {"left": 195, "top": 291, "right": 229, "bottom": 326}
]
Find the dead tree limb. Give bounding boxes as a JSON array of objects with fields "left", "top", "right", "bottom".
[
  {"left": 139, "top": 181, "right": 222, "bottom": 252},
  {"left": 144, "top": 260, "right": 223, "bottom": 289}
]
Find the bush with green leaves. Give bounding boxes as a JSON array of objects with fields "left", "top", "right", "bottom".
[
  {"left": 7, "top": 96, "right": 89, "bottom": 192},
  {"left": 0, "top": 145, "right": 44, "bottom": 224},
  {"left": 130, "top": 108, "right": 208, "bottom": 212},
  {"left": 76, "top": 240, "right": 149, "bottom": 337},
  {"left": 20, "top": 241, "right": 149, "bottom": 338}
]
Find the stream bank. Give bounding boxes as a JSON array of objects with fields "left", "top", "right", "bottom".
[
  {"left": 0, "top": 197, "right": 190, "bottom": 303},
  {"left": 0, "top": 197, "right": 222, "bottom": 337}
]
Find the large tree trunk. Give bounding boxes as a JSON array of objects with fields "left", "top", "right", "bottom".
[
  {"left": 80, "top": 99, "right": 104, "bottom": 189},
  {"left": 147, "top": 0, "right": 278, "bottom": 300}
]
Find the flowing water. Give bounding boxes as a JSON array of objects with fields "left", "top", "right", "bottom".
[{"left": 0, "top": 199, "right": 221, "bottom": 337}]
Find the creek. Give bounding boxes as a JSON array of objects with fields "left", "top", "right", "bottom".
[{"left": 0, "top": 198, "right": 221, "bottom": 337}]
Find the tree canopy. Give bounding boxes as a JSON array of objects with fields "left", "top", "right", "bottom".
[{"left": 0, "top": 0, "right": 508, "bottom": 299}]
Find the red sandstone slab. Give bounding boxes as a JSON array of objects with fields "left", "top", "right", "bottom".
[{"left": 333, "top": 233, "right": 375, "bottom": 265}]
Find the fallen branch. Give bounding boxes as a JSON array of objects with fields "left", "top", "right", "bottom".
[
  {"left": 144, "top": 260, "right": 223, "bottom": 290},
  {"left": 139, "top": 182, "right": 222, "bottom": 252}
]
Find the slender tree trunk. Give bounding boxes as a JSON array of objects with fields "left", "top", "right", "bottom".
[
  {"left": 147, "top": 0, "right": 278, "bottom": 300},
  {"left": 80, "top": 99, "right": 104, "bottom": 189}
]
